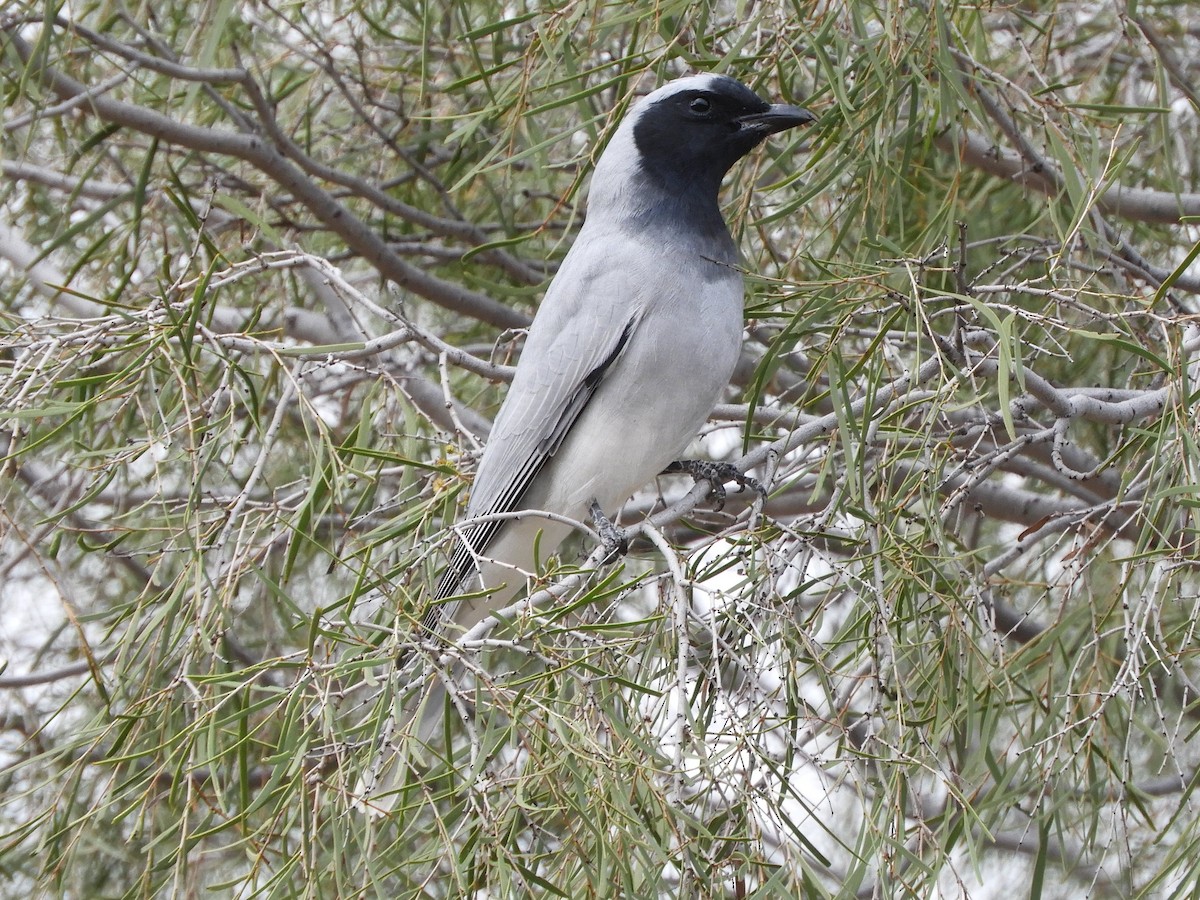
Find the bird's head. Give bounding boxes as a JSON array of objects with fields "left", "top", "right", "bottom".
[{"left": 588, "top": 73, "right": 816, "bottom": 226}]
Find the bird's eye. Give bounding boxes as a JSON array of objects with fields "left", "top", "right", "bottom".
[{"left": 689, "top": 97, "right": 712, "bottom": 116}]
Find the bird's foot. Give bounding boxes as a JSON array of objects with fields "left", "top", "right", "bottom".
[
  {"left": 588, "top": 499, "right": 628, "bottom": 562},
  {"left": 664, "top": 459, "right": 766, "bottom": 512}
]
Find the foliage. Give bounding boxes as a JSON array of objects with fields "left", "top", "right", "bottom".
[{"left": 2, "top": 0, "right": 1200, "bottom": 897}]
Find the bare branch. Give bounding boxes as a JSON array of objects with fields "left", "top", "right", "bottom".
[{"left": 936, "top": 121, "right": 1200, "bottom": 227}]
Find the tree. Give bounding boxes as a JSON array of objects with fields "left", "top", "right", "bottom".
[{"left": 2, "top": 1, "right": 1199, "bottom": 896}]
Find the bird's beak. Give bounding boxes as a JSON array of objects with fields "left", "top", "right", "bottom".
[{"left": 737, "top": 103, "right": 818, "bottom": 135}]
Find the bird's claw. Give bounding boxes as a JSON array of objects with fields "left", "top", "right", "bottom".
[
  {"left": 664, "top": 460, "right": 765, "bottom": 512},
  {"left": 588, "top": 499, "right": 628, "bottom": 561}
]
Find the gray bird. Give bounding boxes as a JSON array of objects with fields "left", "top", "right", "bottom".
[{"left": 426, "top": 73, "right": 815, "bottom": 639}]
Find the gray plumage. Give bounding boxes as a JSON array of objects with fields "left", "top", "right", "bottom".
[{"left": 426, "top": 73, "right": 816, "bottom": 637}]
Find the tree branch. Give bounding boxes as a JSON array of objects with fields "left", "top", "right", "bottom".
[{"left": 3, "top": 25, "right": 529, "bottom": 330}]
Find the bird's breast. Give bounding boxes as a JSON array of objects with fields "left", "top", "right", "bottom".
[{"left": 510, "top": 229, "right": 747, "bottom": 527}]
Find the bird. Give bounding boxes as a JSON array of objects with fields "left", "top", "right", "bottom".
[{"left": 424, "top": 73, "right": 816, "bottom": 642}]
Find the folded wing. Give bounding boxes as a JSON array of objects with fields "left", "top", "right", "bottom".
[{"left": 425, "top": 254, "right": 645, "bottom": 632}]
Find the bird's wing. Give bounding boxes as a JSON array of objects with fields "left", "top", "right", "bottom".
[{"left": 427, "top": 253, "right": 644, "bottom": 624}]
